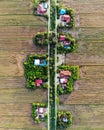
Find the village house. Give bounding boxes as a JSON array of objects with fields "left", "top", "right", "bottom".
[
  {"left": 60, "top": 78, "right": 68, "bottom": 84},
  {"left": 61, "top": 15, "right": 71, "bottom": 23},
  {"left": 59, "top": 35, "right": 66, "bottom": 42},
  {"left": 59, "top": 70, "right": 71, "bottom": 89},
  {"left": 37, "top": 3, "right": 48, "bottom": 15},
  {"left": 63, "top": 40, "right": 71, "bottom": 49},
  {"left": 59, "top": 35, "right": 71, "bottom": 49},
  {"left": 36, "top": 107, "right": 47, "bottom": 118},
  {"left": 61, "top": 116, "right": 68, "bottom": 123},
  {"left": 35, "top": 79, "right": 43, "bottom": 87},
  {"left": 60, "top": 70, "right": 71, "bottom": 77},
  {"left": 60, "top": 9, "right": 66, "bottom": 15},
  {"left": 34, "top": 59, "right": 47, "bottom": 66}
]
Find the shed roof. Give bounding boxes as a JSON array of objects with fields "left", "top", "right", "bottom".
[
  {"left": 38, "top": 108, "right": 45, "bottom": 114},
  {"left": 34, "top": 59, "right": 40, "bottom": 65},
  {"left": 60, "top": 9, "right": 66, "bottom": 15}
]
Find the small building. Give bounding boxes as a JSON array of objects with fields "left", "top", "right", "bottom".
[
  {"left": 35, "top": 79, "right": 43, "bottom": 87},
  {"left": 40, "top": 59, "right": 47, "bottom": 66},
  {"left": 37, "top": 4, "right": 47, "bottom": 15},
  {"left": 37, "top": 107, "right": 47, "bottom": 118},
  {"left": 63, "top": 40, "right": 71, "bottom": 49},
  {"left": 34, "top": 59, "right": 47, "bottom": 66},
  {"left": 60, "top": 78, "right": 68, "bottom": 84},
  {"left": 62, "top": 116, "right": 68, "bottom": 123},
  {"left": 60, "top": 70, "right": 71, "bottom": 78},
  {"left": 38, "top": 108, "right": 45, "bottom": 114},
  {"left": 43, "top": 3, "right": 48, "bottom": 9},
  {"left": 34, "top": 59, "right": 40, "bottom": 65},
  {"left": 61, "top": 15, "right": 71, "bottom": 23},
  {"left": 59, "top": 35, "right": 66, "bottom": 41},
  {"left": 60, "top": 9, "right": 66, "bottom": 15}
]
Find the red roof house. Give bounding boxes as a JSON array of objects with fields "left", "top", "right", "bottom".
[
  {"left": 61, "top": 15, "right": 71, "bottom": 23},
  {"left": 35, "top": 79, "right": 43, "bottom": 87},
  {"left": 37, "top": 4, "right": 47, "bottom": 14},
  {"left": 60, "top": 70, "right": 71, "bottom": 77},
  {"left": 59, "top": 35, "right": 66, "bottom": 41}
]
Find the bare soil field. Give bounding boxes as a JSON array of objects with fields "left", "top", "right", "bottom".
[
  {"left": 0, "top": 0, "right": 47, "bottom": 129},
  {"left": 59, "top": 0, "right": 104, "bottom": 129}
]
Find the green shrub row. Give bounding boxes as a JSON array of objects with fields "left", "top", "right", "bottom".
[
  {"left": 49, "top": 44, "right": 55, "bottom": 105},
  {"left": 50, "top": 0, "right": 56, "bottom": 30}
]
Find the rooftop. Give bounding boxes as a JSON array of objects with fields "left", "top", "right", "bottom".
[{"left": 60, "top": 70, "right": 71, "bottom": 77}]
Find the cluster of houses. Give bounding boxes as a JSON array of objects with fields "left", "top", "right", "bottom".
[
  {"left": 34, "top": 58, "right": 47, "bottom": 88},
  {"left": 34, "top": 2, "right": 73, "bottom": 125},
  {"left": 36, "top": 107, "right": 47, "bottom": 119},
  {"left": 36, "top": 2, "right": 71, "bottom": 27},
  {"left": 33, "top": 58, "right": 48, "bottom": 120},
  {"left": 59, "top": 9, "right": 71, "bottom": 26},
  {"left": 58, "top": 70, "right": 71, "bottom": 90},
  {"left": 37, "top": 2, "right": 48, "bottom": 15},
  {"left": 59, "top": 35, "right": 71, "bottom": 49}
]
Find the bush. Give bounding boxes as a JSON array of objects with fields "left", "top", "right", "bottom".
[
  {"left": 34, "top": 32, "right": 57, "bottom": 46},
  {"left": 50, "top": 0, "right": 56, "bottom": 30},
  {"left": 34, "top": 32, "right": 49, "bottom": 46}
]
